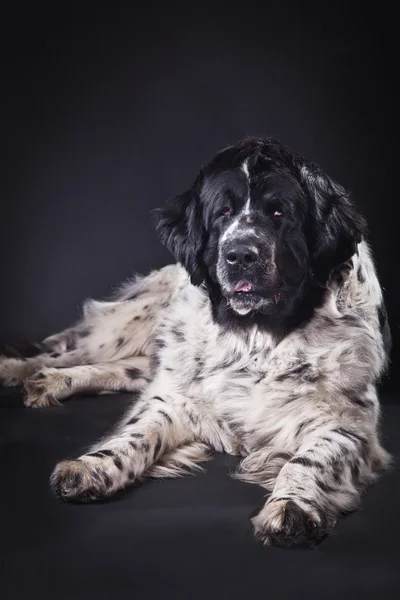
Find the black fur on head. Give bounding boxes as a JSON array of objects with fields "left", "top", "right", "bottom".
[
  {"left": 154, "top": 176, "right": 207, "bottom": 286},
  {"left": 155, "top": 137, "right": 367, "bottom": 330},
  {"left": 295, "top": 158, "right": 367, "bottom": 286}
]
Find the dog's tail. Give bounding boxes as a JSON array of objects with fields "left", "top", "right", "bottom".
[{"left": 146, "top": 442, "right": 213, "bottom": 479}]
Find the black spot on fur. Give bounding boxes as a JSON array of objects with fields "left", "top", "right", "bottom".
[
  {"left": 129, "top": 441, "right": 137, "bottom": 450},
  {"left": 126, "top": 417, "right": 139, "bottom": 426},
  {"left": 117, "top": 337, "right": 125, "bottom": 348},
  {"left": 341, "top": 313, "right": 363, "bottom": 328},
  {"left": 149, "top": 353, "right": 160, "bottom": 376},
  {"left": 315, "top": 477, "right": 337, "bottom": 493},
  {"left": 154, "top": 338, "right": 166, "bottom": 352},
  {"left": 335, "top": 430, "right": 369, "bottom": 463},
  {"left": 350, "top": 460, "right": 361, "bottom": 485},
  {"left": 332, "top": 427, "right": 367, "bottom": 448},
  {"left": 50, "top": 352, "right": 60, "bottom": 358},
  {"left": 357, "top": 266, "right": 365, "bottom": 283},
  {"left": 297, "top": 497, "right": 315, "bottom": 506},
  {"left": 113, "top": 455, "right": 123, "bottom": 470},
  {"left": 252, "top": 429, "right": 279, "bottom": 449},
  {"left": 134, "top": 315, "right": 141, "bottom": 320},
  {"left": 290, "top": 455, "right": 324, "bottom": 469},
  {"left": 268, "top": 496, "right": 294, "bottom": 504},
  {"left": 141, "top": 442, "right": 150, "bottom": 452},
  {"left": 273, "top": 451, "right": 293, "bottom": 462},
  {"left": 344, "top": 391, "right": 371, "bottom": 408},
  {"left": 34, "top": 372, "right": 45, "bottom": 380},
  {"left": 66, "top": 337, "right": 76, "bottom": 351},
  {"left": 97, "top": 449, "right": 114, "bottom": 457},
  {"left": 131, "top": 432, "right": 144, "bottom": 438},
  {"left": 125, "top": 289, "right": 142, "bottom": 301},
  {"left": 135, "top": 406, "right": 148, "bottom": 419},
  {"left": 153, "top": 396, "right": 165, "bottom": 402},
  {"left": 125, "top": 367, "right": 143, "bottom": 379},
  {"left": 65, "top": 377, "right": 72, "bottom": 388},
  {"left": 331, "top": 461, "right": 342, "bottom": 483},
  {"left": 187, "top": 409, "right": 199, "bottom": 425},
  {"left": 87, "top": 451, "right": 108, "bottom": 458},
  {"left": 294, "top": 418, "right": 314, "bottom": 439},
  {"left": 158, "top": 410, "right": 173, "bottom": 424},
  {"left": 276, "top": 363, "right": 317, "bottom": 382},
  {"left": 173, "top": 329, "right": 186, "bottom": 343},
  {"left": 102, "top": 471, "right": 112, "bottom": 488},
  {"left": 153, "top": 435, "right": 162, "bottom": 460},
  {"left": 192, "top": 374, "right": 204, "bottom": 382}
]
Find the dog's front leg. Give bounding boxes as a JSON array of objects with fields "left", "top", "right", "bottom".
[
  {"left": 251, "top": 425, "right": 391, "bottom": 547},
  {"left": 50, "top": 391, "right": 195, "bottom": 502}
]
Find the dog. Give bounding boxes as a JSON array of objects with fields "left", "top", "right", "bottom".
[{"left": 0, "top": 137, "right": 392, "bottom": 547}]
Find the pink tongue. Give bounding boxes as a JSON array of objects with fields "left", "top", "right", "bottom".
[{"left": 235, "top": 281, "right": 253, "bottom": 292}]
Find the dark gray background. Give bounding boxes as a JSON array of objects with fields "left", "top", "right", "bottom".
[
  {"left": 1, "top": 4, "right": 397, "bottom": 389},
  {"left": 1, "top": 4, "right": 399, "bottom": 600}
]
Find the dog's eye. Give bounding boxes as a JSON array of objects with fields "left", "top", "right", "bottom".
[{"left": 221, "top": 207, "right": 232, "bottom": 217}]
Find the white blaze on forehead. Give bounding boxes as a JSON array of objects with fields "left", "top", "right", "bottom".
[
  {"left": 220, "top": 216, "right": 240, "bottom": 244},
  {"left": 219, "top": 160, "right": 256, "bottom": 245},
  {"left": 241, "top": 160, "right": 251, "bottom": 215}
]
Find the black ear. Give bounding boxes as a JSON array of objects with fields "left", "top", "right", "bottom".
[
  {"left": 154, "top": 187, "right": 206, "bottom": 286},
  {"left": 298, "top": 161, "right": 367, "bottom": 285}
]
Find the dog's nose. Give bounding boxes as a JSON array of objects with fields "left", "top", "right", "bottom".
[{"left": 224, "top": 243, "right": 258, "bottom": 268}]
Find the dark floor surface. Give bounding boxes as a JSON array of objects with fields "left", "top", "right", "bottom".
[{"left": 1, "top": 390, "right": 399, "bottom": 600}]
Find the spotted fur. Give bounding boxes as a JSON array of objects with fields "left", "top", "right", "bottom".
[{"left": 0, "top": 137, "right": 391, "bottom": 547}]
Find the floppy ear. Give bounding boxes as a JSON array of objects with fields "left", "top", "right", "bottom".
[
  {"left": 154, "top": 186, "right": 206, "bottom": 286},
  {"left": 298, "top": 161, "right": 367, "bottom": 285}
]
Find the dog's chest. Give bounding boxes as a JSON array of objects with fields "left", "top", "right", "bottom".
[{"left": 157, "top": 286, "right": 276, "bottom": 442}]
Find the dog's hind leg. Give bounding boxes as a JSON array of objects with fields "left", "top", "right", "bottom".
[
  {"left": 0, "top": 341, "right": 87, "bottom": 388},
  {"left": 23, "top": 357, "right": 151, "bottom": 408},
  {"left": 1, "top": 264, "right": 186, "bottom": 390}
]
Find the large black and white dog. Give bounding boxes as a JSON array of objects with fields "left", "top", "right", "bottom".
[{"left": 0, "top": 137, "right": 392, "bottom": 547}]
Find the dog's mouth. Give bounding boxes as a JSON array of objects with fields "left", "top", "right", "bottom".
[{"left": 224, "top": 281, "right": 281, "bottom": 315}]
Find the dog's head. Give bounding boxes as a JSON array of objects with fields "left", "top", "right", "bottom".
[{"left": 155, "top": 137, "right": 366, "bottom": 321}]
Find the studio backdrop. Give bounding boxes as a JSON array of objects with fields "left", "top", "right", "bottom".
[{"left": 1, "top": 4, "right": 398, "bottom": 389}]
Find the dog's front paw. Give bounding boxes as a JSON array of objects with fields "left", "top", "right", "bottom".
[
  {"left": 24, "top": 368, "right": 70, "bottom": 407},
  {"left": 252, "top": 498, "right": 335, "bottom": 548},
  {"left": 50, "top": 459, "right": 110, "bottom": 502}
]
